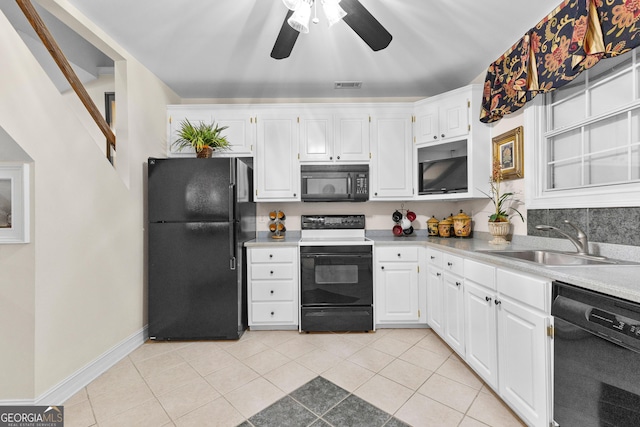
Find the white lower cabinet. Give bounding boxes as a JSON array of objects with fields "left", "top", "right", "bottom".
[
  {"left": 375, "top": 246, "right": 426, "bottom": 326},
  {"left": 426, "top": 249, "right": 464, "bottom": 354},
  {"left": 496, "top": 269, "right": 552, "bottom": 427},
  {"left": 427, "top": 250, "right": 552, "bottom": 427},
  {"left": 247, "top": 246, "right": 298, "bottom": 329}
]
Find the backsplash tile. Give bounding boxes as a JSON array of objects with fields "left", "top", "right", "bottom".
[{"left": 527, "top": 208, "right": 640, "bottom": 247}]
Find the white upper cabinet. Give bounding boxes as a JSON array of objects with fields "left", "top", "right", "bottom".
[
  {"left": 298, "top": 111, "right": 334, "bottom": 162},
  {"left": 299, "top": 108, "right": 370, "bottom": 162},
  {"left": 414, "top": 86, "right": 470, "bottom": 144},
  {"left": 167, "top": 105, "right": 254, "bottom": 157},
  {"left": 333, "top": 110, "right": 370, "bottom": 162},
  {"left": 414, "top": 85, "right": 491, "bottom": 200},
  {"left": 255, "top": 110, "right": 300, "bottom": 201},
  {"left": 370, "top": 106, "right": 413, "bottom": 199}
]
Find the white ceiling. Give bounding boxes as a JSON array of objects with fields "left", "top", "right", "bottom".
[{"left": 11, "top": 1, "right": 559, "bottom": 100}]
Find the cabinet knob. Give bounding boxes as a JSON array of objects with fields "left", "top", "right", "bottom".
[
  {"left": 433, "top": 136, "right": 437, "bottom": 140},
  {"left": 441, "top": 134, "right": 445, "bottom": 138},
  {"left": 397, "top": 253, "right": 401, "bottom": 257},
  {"left": 447, "top": 262, "right": 453, "bottom": 266},
  {"left": 269, "top": 254, "right": 273, "bottom": 258},
  {"left": 270, "top": 290, "right": 274, "bottom": 294},
  {"left": 330, "top": 156, "right": 333, "bottom": 160},
  {"left": 375, "top": 192, "right": 378, "bottom": 196},
  {"left": 270, "top": 311, "right": 275, "bottom": 316},
  {"left": 430, "top": 256, "right": 435, "bottom": 259},
  {"left": 494, "top": 300, "right": 502, "bottom": 306},
  {"left": 270, "top": 271, "right": 274, "bottom": 275},
  {"left": 293, "top": 193, "right": 296, "bottom": 197},
  {"left": 381, "top": 266, "right": 385, "bottom": 270},
  {"left": 455, "top": 281, "right": 461, "bottom": 287},
  {"left": 337, "top": 156, "right": 340, "bottom": 160},
  {"left": 436, "top": 272, "right": 441, "bottom": 277},
  {"left": 485, "top": 296, "right": 492, "bottom": 302}
]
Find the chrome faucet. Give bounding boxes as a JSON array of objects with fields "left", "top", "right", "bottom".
[{"left": 535, "top": 220, "right": 590, "bottom": 255}]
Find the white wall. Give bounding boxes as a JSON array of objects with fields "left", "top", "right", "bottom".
[{"left": 0, "top": 0, "right": 178, "bottom": 400}]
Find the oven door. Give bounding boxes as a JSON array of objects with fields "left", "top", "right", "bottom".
[{"left": 300, "top": 245, "right": 373, "bottom": 306}]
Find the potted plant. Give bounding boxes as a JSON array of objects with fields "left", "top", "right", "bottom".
[
  {"left": 483, "top": 160, "right": 523, "bottom": 244},
  {"left": 173, "top": 119, "right": 230, "bottom": 158}
]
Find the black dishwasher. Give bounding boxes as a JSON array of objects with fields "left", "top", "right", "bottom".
[{"left": 552, "top": 281, "right": 640, "bottom": 427}]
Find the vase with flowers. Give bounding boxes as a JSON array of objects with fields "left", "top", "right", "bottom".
[{"left": 483, "top": 160, "right": 523, "bottom": 244}]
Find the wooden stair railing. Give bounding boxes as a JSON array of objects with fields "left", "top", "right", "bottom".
[{"left": 16, "top": 0, "right": 116, "bottom": 156}]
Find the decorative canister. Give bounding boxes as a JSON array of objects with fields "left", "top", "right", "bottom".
[
  {"left": 452, "top": 209, "right": 472, "bottom": 237},
  {"left": 427, "top": 216, "right": 439, "bottom": 236},
  {"left": 438, "top": 217, "right": 453, "bottom": 237}
]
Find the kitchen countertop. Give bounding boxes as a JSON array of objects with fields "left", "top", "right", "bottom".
[{"left": 245, "top": 230, "right": 640, "bottom": 304}]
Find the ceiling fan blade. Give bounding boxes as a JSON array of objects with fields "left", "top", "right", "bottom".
[
  {"left": 271, "top": 10, "right": 300, "bottom": 59},
  {"left": 340, "top": 0, "right": 392, "bottom": 51}
]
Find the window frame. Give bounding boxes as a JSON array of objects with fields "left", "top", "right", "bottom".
[{"left": 525, "top": 51, "right": 640, "bottom": 209}]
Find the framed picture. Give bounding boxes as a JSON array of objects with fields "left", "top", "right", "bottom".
[
  {"left": 492, "top": 126, "right": 524, "bottom": 180},
  {"left": 0, "top": 164, "right": 30, "bottom": 244}
]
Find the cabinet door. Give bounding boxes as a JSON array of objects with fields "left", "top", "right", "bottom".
[
  {"left": 213, "top": 111, "right": 255, "bottom": 155},
  {"left": 438, "top": 91, "right": 469, "bottom": 140},
  {"left": 255, "top": 113, "right": 300, "bottom": 201},
  {"left": 370, "top": 113, "right": 413, "bottom": 199},
  {"left": 426, "top": 267, "right": 444, "bottom": 335},
  {"left": 497, "top": 297, "right": 550, "bottom": 427},
  {"left": 299, "top": 113, "right": 333, "bottom": 162},
  {"left": 334, "top": 112, "right": 370, "bottom": 161},
  {"left": 464, "top": 280, "right": 498, "bottom": 389},
  {"left": 376, "top": 262, "right": 420, "bottom": 323},
  {"left": 443, "top": 273, "right": 465, "bottom": 355},
  {"left": 167, "top": 109, "right": 212, "bottom": 157},
  {"left": 414, "top": 101, "right": 439, "bottom": 144}
]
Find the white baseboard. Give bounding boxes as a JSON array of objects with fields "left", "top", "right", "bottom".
[{"left": 0, "top": 326, "right": 148, "bottom": 406}]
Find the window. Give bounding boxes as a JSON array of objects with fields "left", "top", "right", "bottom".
[{"left": 527, "top": 48, "right": 640, "bottom": 208}]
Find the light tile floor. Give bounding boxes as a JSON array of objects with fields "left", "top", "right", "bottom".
[{"left": 63, "top": 328, "right": 525, "bottom": 427}]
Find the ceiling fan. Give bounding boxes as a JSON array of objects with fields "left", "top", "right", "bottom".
[{"left": 271, "top": 0, "right": 392, "bottom": 60}]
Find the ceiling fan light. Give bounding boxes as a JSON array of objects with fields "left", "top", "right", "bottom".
[
  {"left": 282, "top": 0, "right": 301, "bottom": 11},
  {"left": 287, "top": 0, "right": 311, "bottom": 33},
  {"left": 321, "top": 0, "right": 347, "bottom": 27}
]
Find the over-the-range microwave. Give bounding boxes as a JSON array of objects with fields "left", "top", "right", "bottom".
[{"left": 301, "top": 165, "right": 369, "bottom": 202}]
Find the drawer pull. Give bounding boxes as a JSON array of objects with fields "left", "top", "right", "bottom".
[
  {"left": 270, "top": 311, "right": 275, "bottom": 316},
  {"left": 455, "top": 281, "right": 461, "bottom": 287},
  {"left": 381, "top": 266, "right": 385, "bottom": 270},
  {"left": 270, "top": 290, "right": 274, "bottom": 294},
  {"left": 430, "top": 255, "right": 436, "bottom": 259},
  {"left": 397, "top": 253, "right": 401, "bottom": 257},
  {"left": 447, "top": 262, "right": 453, "bottom": 266},
  {"left": 494, "top": 300, "right": 502, "bottom": 306},
  {"left": 269, "top": 254, "right": 273, "bottom": 258},
  {"left": 270, "top": 271, "right": 274, "bottom": 275},
  {"left": 485, "top": 296, "right": 492, "bottom": 302},
  {"left": 436, "top": 272, "right": 441, "bottom": 277}
]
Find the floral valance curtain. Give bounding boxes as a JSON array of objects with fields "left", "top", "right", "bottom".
[{"left": 480, "top": 0, "right": 640, "bottom": 123}]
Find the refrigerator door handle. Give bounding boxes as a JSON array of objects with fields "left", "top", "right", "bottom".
[
  {"left": 230, "top": 256, "right": 237, "bottom": 270},
  {"left": 229, "top": 184, "right": 236, "bottom": 223}
]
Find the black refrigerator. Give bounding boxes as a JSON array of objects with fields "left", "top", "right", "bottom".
[{"left": 147, "top": 157, "right": 255, "bottom": 340}]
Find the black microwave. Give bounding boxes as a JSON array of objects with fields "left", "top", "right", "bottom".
[{"left": 301, "top": 165, "right": 369, "bottom": 202}]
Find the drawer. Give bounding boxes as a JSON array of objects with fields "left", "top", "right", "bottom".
[
  {"left": 497, "top": 268, "right": 551, "bottom": 312},
  {"left": 377, "top": 246, "right": 419, "bottom": 262},
  {"left": 250, "top": 247, "right": 295, "bottom": 263},
  {"left": 251, "top": 281, "right": 294, "bottom": 302},
  {"left": 251, "top": 264, "right": 294, "bottom": 280},
  {"left": 443, "top": 253, "right": 464, "bottom": 276},
  {"left": 426, "top": 248, "right": 443, "bottom": 268},
  {"left": 251, "top": 302, "right": 296, "bottom": 324},
  {"left": 464, "top": 259, "right": 496, "bottom": 290}
]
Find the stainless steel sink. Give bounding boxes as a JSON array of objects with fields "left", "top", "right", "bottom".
[{"left": 479, "top": 250, "right": 636, "bottom": 266}]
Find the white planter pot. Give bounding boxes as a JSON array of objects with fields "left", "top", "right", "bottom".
[{"left": 488, "top": 221, "right": 510, "bottom": 245}]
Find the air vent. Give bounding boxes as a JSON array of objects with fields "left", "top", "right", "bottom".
[{"left": 334, "top": 81, "right": 362, "bottom": 89}]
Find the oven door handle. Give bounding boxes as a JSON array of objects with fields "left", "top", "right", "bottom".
[{"left": 301, "top": 253, "right": 372, "bottom": 259}]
